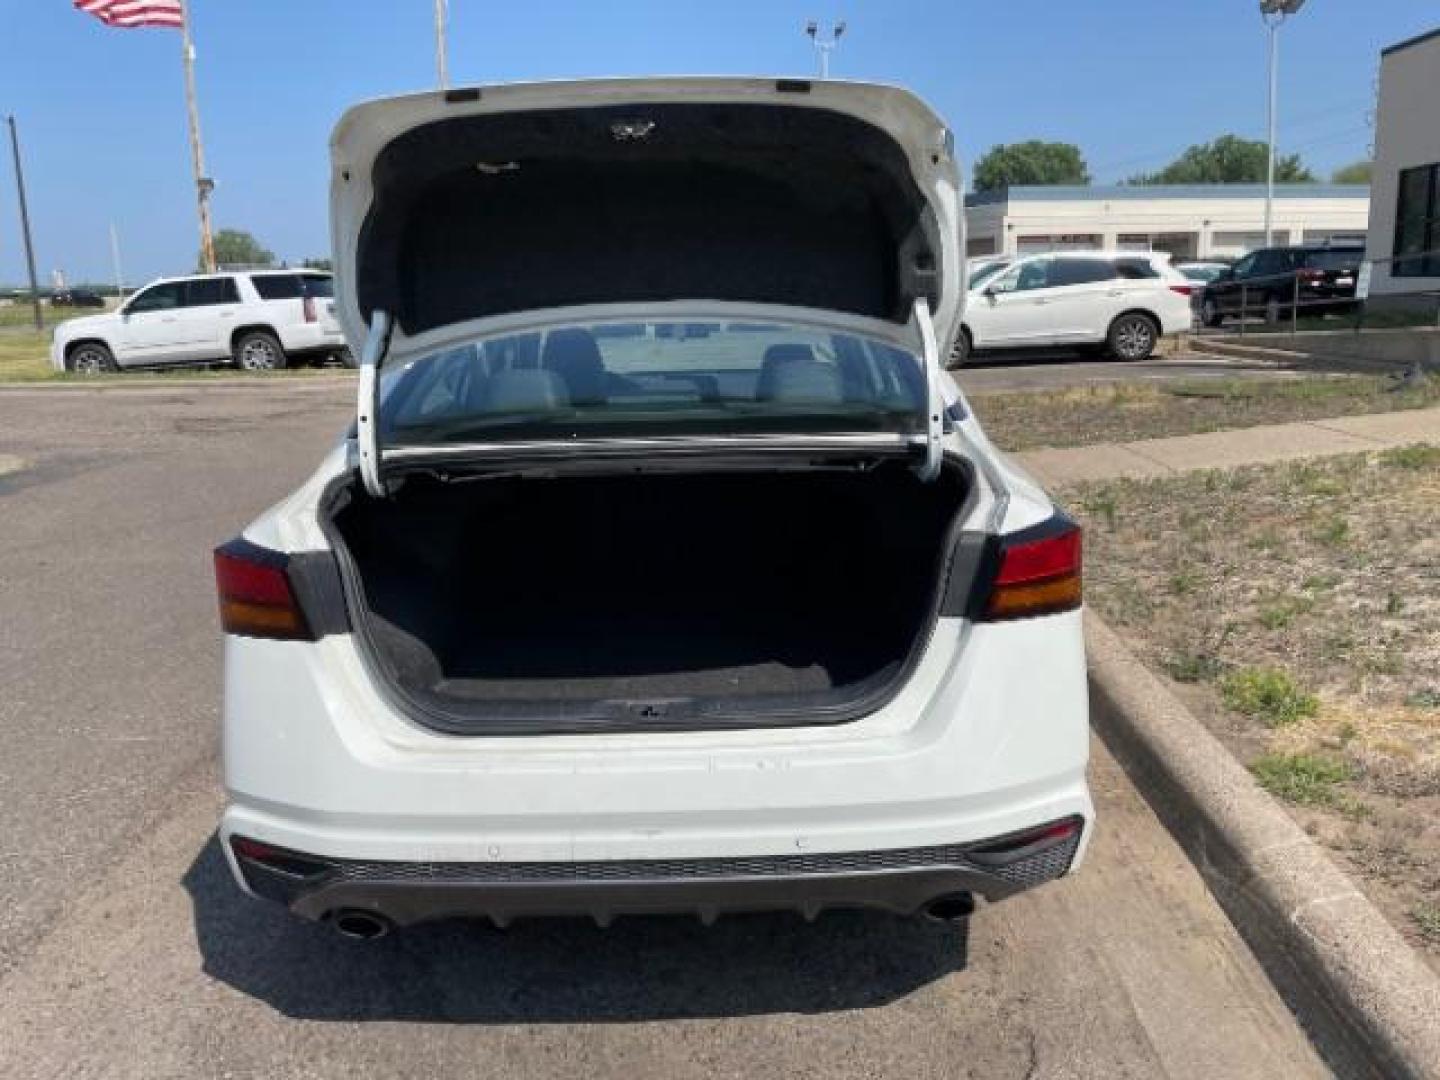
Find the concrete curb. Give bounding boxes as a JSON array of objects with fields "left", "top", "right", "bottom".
[
  {"left": 1085, "top": 612, "right": 1440, "bottom": 1080},
  {"left": 1198, "top": 337, "right": 1415, "bottom": 374}
]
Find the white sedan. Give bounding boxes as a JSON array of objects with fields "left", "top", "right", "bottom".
[{"left": 214, "top": 77, "right": 1092, "bottom": 939}]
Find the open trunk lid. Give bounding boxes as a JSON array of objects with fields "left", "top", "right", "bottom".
[{"left": 329, "top": 78, "right": 962, "bottom": 494}]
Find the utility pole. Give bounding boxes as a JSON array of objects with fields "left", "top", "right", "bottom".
[
  {"left": 1260, "top": 0, "right": 1306, "bottom": 247},
  {"left": 6, "top": 115, "right": 43, "bottom": 331},
  {"left": 804, "top": 19, "right": 846, "bottom": 79},
  {"left": 180, "top": 0, "right": 216, "bottom": 272},
  {"left": 435, "top": 0, "right": 449, "bottom": 89},
  {"left": 110, "top": 224, "right": 126, "bottom": 302}
]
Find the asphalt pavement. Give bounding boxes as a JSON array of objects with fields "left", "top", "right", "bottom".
[{"left": 0, "top": 380, "right": 1328, "bottom": 1078}]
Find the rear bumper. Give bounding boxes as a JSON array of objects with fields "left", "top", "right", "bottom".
[
  {"left": 226, "top": 817, "right": 1085, "bottom": 926},
  {"left": 221, "top": 613, "right": 1094, "bottom": 921},
  {"left": 279, "top": 324, "right": 346, "bottom": 355}
]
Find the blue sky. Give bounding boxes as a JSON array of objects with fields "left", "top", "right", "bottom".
[{"left": 1, "top": 0, "right": 1434, "bottom": 284}]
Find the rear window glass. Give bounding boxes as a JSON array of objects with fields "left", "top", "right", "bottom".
[
  {"left": 250, "top": 274, "right": 303, "bottom": 300},
  {"left": 1115, "top": 258, "right": 1161, "bottom": 280},
  {"left": 380, "top": 319, "right": 927, "bottom": 445},
  {"left": 298, "top": 275, "right": 334, "bottom": 298},
  {"left": 1299, "top": 250, "right": 1362, "bottom": 270}
]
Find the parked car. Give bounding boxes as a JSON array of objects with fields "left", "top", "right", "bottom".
[
  {"left": 1199, "top": 245, "right": 1364, "bottom": 327},
  {"left": 50, "top": 270, "right": 346, "bottom": 374},
  {"left": 214, "top": 78, "right": 1093, "bottom": 938},
  {"left": 953, "top": 251, "right": 1193, "bottom": 364},
  {"left": 50, "top": 288, "right": 106, "bottom": 308}
]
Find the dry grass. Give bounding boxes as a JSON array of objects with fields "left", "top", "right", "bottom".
[
  {"left": 0, "top": 303, "right": 51, "bottom": 330},
  {"left": 1066, "top": 447, "right": 1440, "bottom": 962},
  {"left": 0, "top": 330, "right": 51, "bottom": 381},
  {"left": 970, "top": 375, "right": 1440, "bottom": 452},
  {"left": 0, "top": 328, "right": 343, "bottom": 383}
]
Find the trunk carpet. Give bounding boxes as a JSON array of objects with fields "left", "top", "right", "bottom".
[{"left": 337, "top": 465, "right": 962, "bottom": 710}]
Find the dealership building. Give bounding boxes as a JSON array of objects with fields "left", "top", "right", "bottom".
[
  {"left": 964, "top": 184, "right": 1371, "bottom": 261},
  {"left": 1363, "top": 26, "right": 1440, "bottom": 295}
]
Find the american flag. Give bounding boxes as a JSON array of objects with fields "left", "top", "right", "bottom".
[{"left": 74, "top": 0, "right": 185, "bottom": 29}]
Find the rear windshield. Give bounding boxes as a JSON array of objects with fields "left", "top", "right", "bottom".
[
  {"left": 1299, "top": 250, "right": 1362, "bottom": 271},
  {"left": 380, "top": 319, "right": 926, "bottom": 445}
]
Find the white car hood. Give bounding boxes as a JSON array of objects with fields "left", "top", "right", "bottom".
[
  {"left": 53, "top": 311, "right": 119, "bottom": 339},
  {"left": 329, "top": 77, "right": 964, "bottom": 365}
]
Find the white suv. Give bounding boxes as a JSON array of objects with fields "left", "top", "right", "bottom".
[
  {"left": 50, "top": 270, "right": 347, "bottom": 373},
  {"left": 956, "top": 251, "right": 1194, "bottom": 363},
  {"left": 214, "top": 79, "right": 1092, "bottom": 939}
]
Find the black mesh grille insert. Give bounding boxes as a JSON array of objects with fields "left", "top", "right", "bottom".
[{"left": 329, "top": 832, "right": 1082, "bottom": 887}]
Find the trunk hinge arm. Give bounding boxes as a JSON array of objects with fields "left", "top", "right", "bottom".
[
  {"left": 356, "top": 309, "right": 393, "bottom": 499},
  {"left": 910, "top": 296, "right": 944, "bottom": 482}
]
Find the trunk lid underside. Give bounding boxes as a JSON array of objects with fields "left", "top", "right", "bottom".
[{"left": 331, "top": 79, "right": 961, "bottom": 348}]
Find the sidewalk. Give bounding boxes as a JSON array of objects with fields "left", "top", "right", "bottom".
[{"left": 1014, "top": 404, "right": 1440, "bottom": 486}]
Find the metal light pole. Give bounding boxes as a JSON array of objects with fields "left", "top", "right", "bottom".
[
  {"left": 110, "top": 224, "right": 126, "bottom": 302},
  {"left": 1260, "top": 0, "right": 1306, "bottom": 247},
  {"left": 6, "top": 115, "right": 43, "bottom": 331},
  {"left": 805, "top": 20, "right": 846, "bottom": 79},
  {"left": 435, "top": 0, "right": 449, "bottom": 89}
]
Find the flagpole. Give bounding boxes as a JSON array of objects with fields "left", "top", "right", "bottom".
[
  {"left": 435, "top": 0, "right": 449, "bottom": 89},
  {"left": 180, "top": 0, "right": 215, "bottom": 272}
]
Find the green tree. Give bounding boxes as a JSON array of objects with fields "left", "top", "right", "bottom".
[
  {"left": 1129, "top": 135, "right": 1315, "bottom": 185},
  {"left": 1331, "top": 160, "right": 1372, "bottom": 184},
  {"left": 973, "top": 141, "right": 1090, "bottom": 192},
  {"left": 204, "top": 229, "right": 275, "bottom": 271},
  {"left": 301, "top": 257, "right": 333, "bottom": 272}
]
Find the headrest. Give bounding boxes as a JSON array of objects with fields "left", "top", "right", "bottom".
[{"left": 480, "top": 368, "right": 571, "bottom": 412}]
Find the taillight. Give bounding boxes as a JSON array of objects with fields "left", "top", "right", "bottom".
[
  {"left": 214, "top": 539, "right": 314, "bottom": 640},
  {"left": 1169, "top": 284, "right": 1194, "bottom": 297},
  {"left": 1297, "top": 268, "right": 1325, "bottom": 282},
  {"left": 302, "top": 295, "right": 318, "bottom": 323},
  {"left": 980, "top": 517, "right": 1082, "bottom": 621}
]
